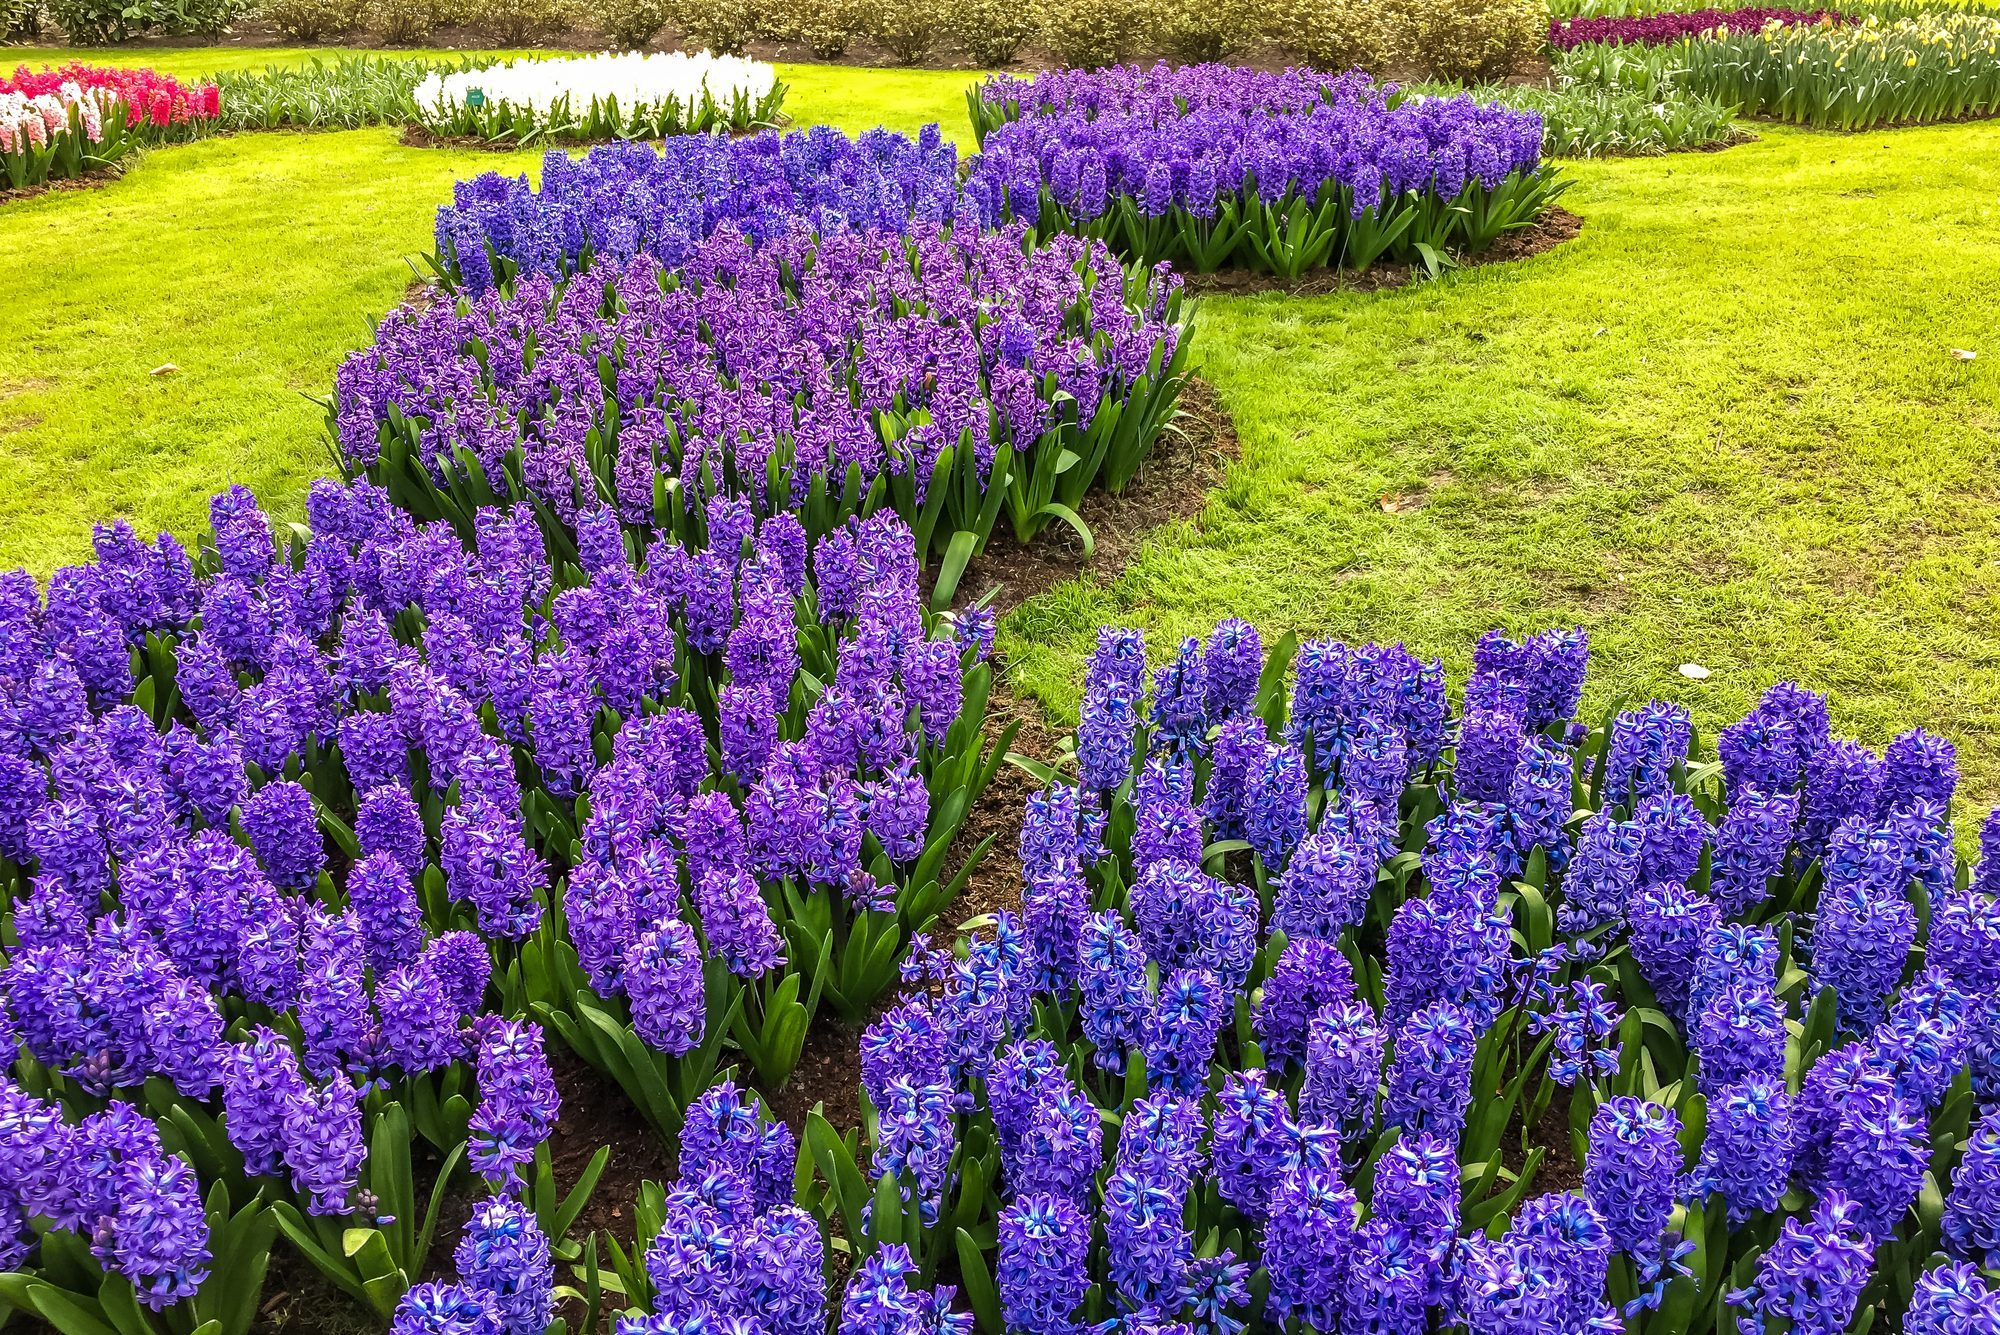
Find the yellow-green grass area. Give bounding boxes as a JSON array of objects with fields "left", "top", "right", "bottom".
[
  {"left": 1003, "top": 122, "right": 2000, "bottom": 815},
  {"left": 0, "top": 54, "right": 982, "bottom": 576}
]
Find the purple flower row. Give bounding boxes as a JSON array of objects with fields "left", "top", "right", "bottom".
[
  {"left": 837, "top": 617, "right": 2000, "bottom": 1335},
  {"left": 434, "top": 124, "right": 965, "bottom": 296},
  {"left": 1548, "top": 7, "right": 1849, "bottom": 50},
  {"left": 339, "top": 222, "right": 1187, "bottom": 549},
  {"left": 966, "top": 63, "right": 1546, "bottom": 211},
  {"left": 0, "top": 469, "right": 987, "bottom": 1307}
]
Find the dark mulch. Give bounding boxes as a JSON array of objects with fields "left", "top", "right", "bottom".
[
  {"left": 1182, "top": 205, "right": 1585, "bottom": 299},
  {"left": 0, "top": 171, "right": 119, "bottom": 207}
]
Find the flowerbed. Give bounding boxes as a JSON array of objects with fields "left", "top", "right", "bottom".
[
  {"left": 0, "top": 475, "right": 1001, "bottom": 1330},
  {"left": 1548, "top": 7, "right": 1850, "bottom": 48},
  {"left": 1560, "top": 10, "right": 2000, "bottom": 127},
  {"left": 350, "top": 223, "right": 1191, "bottom": 602},
  {"left": 0, "top": 64, "right": 218, "bottom": 191},
  {"left": 963, "top": 64, "right": 1562, "bottom": 279},
  {"left": 811, "top": 622, "right": 2000, "bottom": 1335},
  {"left": 430, "top": 125, "right": 966, "bottom": 294},
  {"left": 410, "top": 51, "right": 785, "bottom": 145},
  {"left": 2, "top": 64, "right": 219, "bottom": 135}
]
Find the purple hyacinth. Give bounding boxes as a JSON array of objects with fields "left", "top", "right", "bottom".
[
  {"left": 1300, "top": 1000, "right": 1385, "bottom": 1137},
  {"left": 455, "top": 1194, "right": 554, "bottom": 1335},
  {"left": 1144, "top": 967, "right": 1226, "bottom": 1096},
  {"left": 390, "top": 1282, "right": 501, "bottom": 1335},
  {"left": 1727, "top": 1193, "right": 1873, "bottom": 1335},
  {"left": 1383, "top": 1002, "right": 1478, "bottom": 1145},
  {"left": 1585, "top": 1096, "right": 1684, "bottom": 1257},
  {"left": 1076, "top": 909, "right": 1149, "bottom": 1073},
  {"left": 1691, "top": 1077, "right": 1794, "bottom": 1221},
  {"left": 240, "top": 779, "right": 325, "bottom": 891},
  {"left": 1257, "top": 936, "right": 1357, "bottom": 1070},
  {"left": 1203, "top": 619, "right": 1262, "bottom": 721},
  {"left": 1944, "top": 1105, "right": 2000, "bottom": 1267},
  {"left": 468, "top": 1019, "right": 560, "bottom": 1191},
  {"left": 625, "top": 919, "right": 706, "bottom": 1056},
  {"left": 998, "top": 1193, "right": 1089, "bottom": 1335},
  {"left": 1909, "top": 1263, "right": 2000, "bottom": 1335},
  {"left": 1262, "top": 1160, "right": 1358, "bottom": 1333}
]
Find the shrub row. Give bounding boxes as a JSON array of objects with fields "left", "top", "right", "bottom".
[{"left": 16, "top": 0, "right": 1541, "bottom": 81}]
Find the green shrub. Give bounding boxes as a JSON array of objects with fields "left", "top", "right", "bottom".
[
  {"left": 1033, "top": 0, "right": 1137, "bottom": 67},
  {"left": 949, "top": 0, "right": 1035, "bottom": 64},
  {"left": 256, "top": 0, "right": 357, "bottom": 36},
  {"left": 594, "top": 0, "right": 670, "bottom": 45},
  {"left": 3, "top": 0, "right": 43, "bottom": 34},
  {"left": 459, "top": 0, "right": 570, "bottom": 41},
  {"left": 1149, "top": 0, "right": 1254, "bottom": 62},
  {"left": 44, "top": 0, "right": 144, "bottom": 42},
  {"left": 162, "top": 0, "right": 243, "bottom": 34},
  {"left": 760, "top": 0, "right": 866, "bottom": 56},
  {"left": 672, "top": 0, "right": 758, "bottom": 52},
  {"left": 1393, "top": 0, "right": 1541, "bottom": 81},
  {"left": 364, "top": 0, "right": 445, "bottom": 41},
  {"left": 868, "top": 0, "right": 946, "bottom": 62},
  {"left": 1260, "top": 0, "right": 1397, "bottom": 70}
]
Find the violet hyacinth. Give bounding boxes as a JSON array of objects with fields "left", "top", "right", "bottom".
[
  {"left": 998, "top": 1193, "right": 1089, "bottom": 1335},
  {"left": 1691, "top": 1078, "right": 1794, "bottom": 1221},
  {"left": 1944, "top": 1104, "right": 2000, "bottom": 1267},
  {"left": 1262, "top": 1160, "right": 1358, "bottom": 1333},
  {"left": 1256, "top": 936, "right": 1357, "bottom": 1070},
  {"left": 454, "top": 1194, "right": 554, "bottom": 1335},
  {"left": 468, "top": 1019, "right": 560, "bottom": 1191},
  {"left": 1908, "top": 1263, "right": 2000, "bottom": 1335},
  {"left": 1585, "top": 1096, "right": 1684, "bottom": 1257},
  {"left": 389, "top": 1282, "right": 501, "bottom": 1335},
  {"left": 1728, "top": 1193, "right": 1874, "bottom": 1335},
  {"left": 1383, "top": 1001, "right": 1478, "bottom": 1145}
]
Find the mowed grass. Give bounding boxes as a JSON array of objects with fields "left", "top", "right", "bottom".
[
  {"left": 4, "top": 50, "right": 1999, "bottom": 809},
  {"left": 1001, "top": 122, "right": 2000, "bottom": 812},
  {"left": 0, "top": 53, "right": 982, "bottom": 576}
]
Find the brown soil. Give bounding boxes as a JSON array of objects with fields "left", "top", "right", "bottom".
[
  {"left": 0, "top": 171, "right": 119, "bottom": 206},
  {"left": 1182, "top": 205, "right": 1584, "bottom": 299},
  {"left": 1498, "top": 1081, "right": 1585, "bottom": 1198}
]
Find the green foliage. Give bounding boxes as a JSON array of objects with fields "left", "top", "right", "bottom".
[
  {"left": 759, "top": 0, "right": 868, "bottom": 57},
  {"left": 211, "top": 54, "right": 440, "bottom": 129},
  {"left": 1258, "top": 0, "right": 1399, "bottom": 69},
  {"left": 1559, "top": 12, "right": 2000, "bottom": 131},
  {"left": 948, "top": 0, "right": 1035, "bottom": 65},
  {"left": 455, "top": 0, "right": 568, "bottom": 40},
  {"left": 1032, "top": 0, "right": 1138, "bottom": 67},
  {"left": 1393, "top": 0, "right": 1541, "bottom": 80},
  {"left": 1147, "top": 0, "right": 1256, "bottom": 62},
  {"left": 2, "top": 0, "right": 43, "bottom": 36},
  {"left": 593, "top": 0, "right": 670, "bottom": 47},
  {"left": 671, "top": 0, "right": 758, "bottom": 53},
  {"left": 868, "top": 0, "right": 947, "bottom": 63},
  {"left": 41, "top": 0, "right": 141, "bottom": 42},
  {"left": 253, "top": 0, "right": 357, "bottom": 37},
  {"left": 363, "top": 0, "right": 445, "bottom": 42},
  {"left": 1430, "top": 78, "right": 1746, "bottom": 157}
]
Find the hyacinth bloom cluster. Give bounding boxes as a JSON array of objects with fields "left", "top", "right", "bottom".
[
  {"left": 964, "top": 63, "right": 1557, "bottom": 277},
  {"left": 411, "top": 51, "right": 784, "bottom": 144},
  {"left": 431, "top": 125, "right": 963, "bottom": 294},
  {"left": 0, "top": 1085, "right": 211, "bottom": 1309},
  {"left": 1, "top": 63, "right": 220, "bottom": 131},
  {"left": 340, "top": 221, "right": 1189, "bottom": 563},
  {"left": 830, "top": 614, "right": 2000, "bottom": 1335},
  {"left": 1547, "top": 7, "right": 1849, "bottom": 49}
]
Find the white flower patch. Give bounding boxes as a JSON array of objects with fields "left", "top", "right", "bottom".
[{"left": 412, "top": 51, "right": 780, "bottom": 137}]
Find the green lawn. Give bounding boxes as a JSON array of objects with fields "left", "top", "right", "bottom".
[
  {"left": 0, "top": 53, "right": 981, "bottom": 578},
  {"left": 3, "top": 53, "right": 1998, "bottom": 811},
  {"left": 1003, "top": 122, "right": 2000, "bottom": 814}
]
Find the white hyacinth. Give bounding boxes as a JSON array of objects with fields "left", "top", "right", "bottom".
[{"left": 412, "top": 51, "right": 778, "bottom": 127}]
